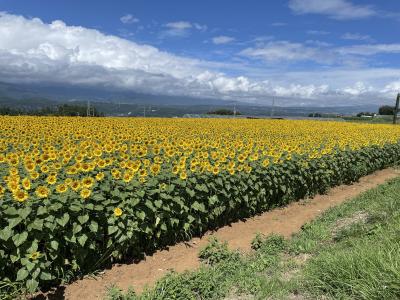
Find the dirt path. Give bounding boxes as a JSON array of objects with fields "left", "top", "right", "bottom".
[{"left": 54, "top": 168, "right": 399, "bottom": 300}]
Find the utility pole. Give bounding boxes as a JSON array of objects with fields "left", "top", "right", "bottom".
[
  {"left": 87, "top": 100, "right": 90, "bottom": 117},
  {"left": 143, "top": 106, "right": 146, "bottom": 118},
  {"left": 233, "top": 104, "right": 236, "bottom": 117},
  {"left": 270, "top": 96, "right": 275, "bottom": 117},
  {"left": 393, "top": 93, "right": 400, "bottom": 124}
]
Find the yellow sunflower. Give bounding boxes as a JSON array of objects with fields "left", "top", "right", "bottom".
[
  {"left": 80, "top": 188, "right": 91, "bottom": 199},
  {"left": 13, "top": 189, "right": 28, "bottom": 202},
  {"left": 35, "top": 186, "right": 50, "bottom": 198},
  {"left": 114, "top": 207, "right": 123, "bottom": 217}
]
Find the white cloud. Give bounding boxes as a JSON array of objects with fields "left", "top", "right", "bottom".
[
  {"left": 271, "top": 22, "right": 287, "bottom": 27},
  {"left": 337, "top": 44, "right": 400, "bottom": 56},
  {"left": 120, "top": 14, "right": 139, "bottom": 24},
  {"left": 165, "top": 21, "right": 192, "bottom": 30},
  {"left": 161, "top": 21, "right": 206, "bottom": 38},
  {"left": 383, "top": 80, "right": 400, "bottom": 94},
  {"left": 341, "top": 32, "right": 372, "bottom": 41},
  {"left": 212, "top": 36, "right": 235, "bottom": 45},
  {"left": 307, "top": 30, "right": 330, "bottom": 35},
  {"left": 289, "top": 0, "right": 376, "bottom": 20},
  {"left": 193, "top": 23, "right": 207, "bottom": 32},
  {"left": 343, "top": 81, "right": 374, "bottom": 96},
  {"left": 0, "top": 12, "right": 399, "bottom": 106},
  {"left": 241, "top": 40, "right": 400, "bottom": 66},
  {"left": 239, "top": 41, "right": 330, "bottom": 63}
]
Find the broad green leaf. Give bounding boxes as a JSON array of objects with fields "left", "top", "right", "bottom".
[
  {"left": 108, "top": 226, "right": 118, "bottom": 235},
  {"left": 191, "top": 201, "right": 206, "bottom": 212},
  {"left": 12, "top": 232, "right": 28, "bottom": 247},
  {"left": 40, "top": 271, "right": 53, "bottom": 281},
  {"left": 77, "top": 234, "right": 88, "bottom": 246},
  {"left": 57, "top": 213, "right": 70, "bottom": 227},
  {"left": 0, "top": 227, "right": 12, "bottom": 241},
  {"left": 16, "top": 268, "right": 29, "bottom": 281},
  {"left": 26, "top": 279, "right": 39, "bottom": 293},
  {"left": 50, "top": 240, "right": 59, "bottom": 251},
  {"left": 89, "top": 221, "right": 98, "bottom": 233},
  {"left": 78, "top": 215, "right": 90, "bottom": 225}
]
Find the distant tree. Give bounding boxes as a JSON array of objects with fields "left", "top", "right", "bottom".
[
  {"left": 0, "top": 104, "right": 104, "bottom": 117},
  {"left": 379, "top": 105, "right": 395, "bottom": 115},
  {"left": 357, "top": 112, "right": 375, "bottom": 117},
  {"left": 308, "top": 113, "right": 322, "bottom": 118},
  {"left": 207, "top": 109, "right": 241, "bottom": 115}
]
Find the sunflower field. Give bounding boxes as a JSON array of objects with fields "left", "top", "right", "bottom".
[{"left": 1, "top": 116, "right": 400, "bottom": 293}]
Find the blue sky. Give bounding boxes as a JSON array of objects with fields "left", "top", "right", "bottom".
[{"left": 0, "top": 0, "right": 400, "bottom": 106}]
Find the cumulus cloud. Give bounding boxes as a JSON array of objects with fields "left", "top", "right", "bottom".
[
  {"left": 289, "top": 0, "right": 376, "bottom": 20},
  {"left": 343, "top": 81, "right": 374, "bottom": 96},
  {"left": 212, "top": 36, "right": 235, "bottom": 45},
  {"left": 120, "top": 14, "right": 139, "bottom": 24},
  {"left": 0, "top": 12, "right": 399, "bottom": 106},
  {"left": 383, "top": 80, "right": 400, "bottom": 94}
]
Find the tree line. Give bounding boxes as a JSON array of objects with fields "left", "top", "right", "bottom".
[{"left": 0, "top": 104, "right": 104, "bottom": 117}]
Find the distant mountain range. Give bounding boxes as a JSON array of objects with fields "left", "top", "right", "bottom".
[{"left": 0, "top": 81, "right": 380, "bottom": 117}]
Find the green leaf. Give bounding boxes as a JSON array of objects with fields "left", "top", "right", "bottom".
[
  {"left": 50, "top": 240, "right": 59, "bottom": 251},
  {"left": 136, "top": 211, "right": 146, "bottom": 220},
  {"left": 78, "top": 234, "right": 88, "bottom": 246},
  {"left": 0, "top": 227, "right": 12, "bottom": 241},
  {"left": 27, "top": 240, "right": 38, "bottom": 253},
  {"left": 145, "top": 200, "right": 156, "bottom": 211},
  {"left": 69, "top": 205, "right": 81, "bottom": 212},
  {"left": 191, "top": 201, "right": 206, "bottom": 212},
  {"left": 128, "top": 198, "right": 140, "bottom": 207},
  {"left": 89, "top": 221, "right": 98, "bottom": 233},
  {"left": 92, "top": 194, "right": 105, "bottom": 201},
  {"left": 186, "top": 188, "right": 195, "bottom": 197},
  {"left": 4, "top": 207, "right": 18, "bottom": 216},
  {"left": 72, "top": 223, "right": 82, "bottom": 234},
  {"left": 40, "top": 271, "right": 53, "bottom": 281},
  {"left": 37, "top": 206, "right": 47, "bottom": 216},
  {"left": 31, "top": 219, "right": 43, "bottom": 231},
  {"left": 16, "top": 268, "right": 29, "bottom": 281},
  {"left": 108, "top": 226, "right": 118, "bottom": 235},
  {"left": 78, "top": 215, "right": 90, "bottom": 225},
  {"left": 154, "top": 200, "right": 163, "bottom": 208},
  {"left": 26, "top": 279, "right": 39, "bottom": 293},
  {"left": 183, "top": 223, "right": 190, "bottom": 231},
  {"left": 57, "top": 213, "right": 70, "bottom": 227},
  {"left": 208, "top": 195, "right": 218, "bottom": 205},
  {"left": 12, "top": 232, "right": 28, "bottom": 247},
  {"left": 26, "top": 261, "right": 35, "bottom": 272},
  {"left": 8, "top": 217, "right": 23, "bottom": 229},
  {"left": 18, "top": 207, "right": 32, "bottom": 219}
]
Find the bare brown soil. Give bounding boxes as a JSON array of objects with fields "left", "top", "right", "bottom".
[{"left": 42, "top": 168, "right": 399, "bottom": 300}]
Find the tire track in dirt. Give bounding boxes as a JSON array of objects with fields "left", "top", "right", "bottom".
[{"left": 45, "top": 168, "right": 399, "bottom": 300}]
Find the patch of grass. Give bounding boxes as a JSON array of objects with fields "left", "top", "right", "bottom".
[
  {"left": 304, "top": 228, "right": 400, "bottom": 300},
  {"left": 107, "top": 176, "right": 400, "bottom": 300},
  {"left": 198, "top": 237, "right": 240, "bottom": 265}
]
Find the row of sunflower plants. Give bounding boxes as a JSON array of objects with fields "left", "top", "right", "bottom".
[{"left": 0, "top": 143, "right": 399, "bottom": 296}]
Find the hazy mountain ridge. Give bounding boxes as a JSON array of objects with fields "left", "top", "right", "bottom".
[{"left": 0, "top": 82, "right": 380, "bottom": 117}]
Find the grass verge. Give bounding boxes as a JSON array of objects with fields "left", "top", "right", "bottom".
[{"left": 106, "top": 175, "right": 400, "bottom": 300}]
